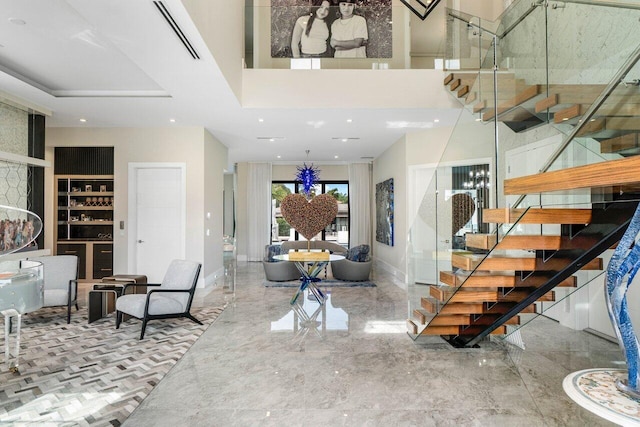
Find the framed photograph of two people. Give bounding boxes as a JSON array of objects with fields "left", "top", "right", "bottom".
[{"left": 271, "top": 0, "right": 392, "bottom": 59}]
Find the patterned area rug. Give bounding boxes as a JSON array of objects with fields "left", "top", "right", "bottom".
[
  {"left": 0, "top": 305, "right": 225, "bottom": 426},
  {"left": 563, "top": 368, "right": 640, "bottom": 425},
  {"left": 263, "top": 279, "right": 376, "bottom": 288}
]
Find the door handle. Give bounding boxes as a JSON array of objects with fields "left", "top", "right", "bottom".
[{"left": 138, "top": 240, "right": 144, "bottom": 243}]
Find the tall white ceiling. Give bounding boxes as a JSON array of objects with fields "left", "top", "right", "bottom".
[{"left": 0, "top": 0, "right": 466, "bottom": 165}]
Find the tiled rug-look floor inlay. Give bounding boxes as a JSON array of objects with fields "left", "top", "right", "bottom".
[{"left": 0, "top": 305, "right": 225, "bottom": 426}]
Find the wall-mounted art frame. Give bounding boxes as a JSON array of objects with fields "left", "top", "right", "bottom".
[
  {"left": 271, "top": 0, "right": 392, "bottom": 59},
  {"left": 375, "top": 177, "right": 394, "bottom": 246}
]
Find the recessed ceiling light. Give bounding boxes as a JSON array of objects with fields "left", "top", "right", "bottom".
[
  {"left": 269, "top": 138, "right": 275, "bottom": 142},
  {"left": 79, "top": 118, "right": 87, "bottom": 123},
  {"left": 434, "top": 119, "right": 440, "bottom": 123},
  {"left": 258, "top": 118, "right": 264, "bottom": 123},
  {"left": 386, "top": 121, "right": 433, "bottom": 129},
  {"left": 341, "top": 138, "right": 347, "bottom": 142},
  {"left": 346, "top": 119, "right": 352, "bottom": 123},
  {"left": 9, "top": 18, "right": 26, "bottom": 25},
  {"left": 332, "top": 137, "right": 360, "bottom": 141},
  {"left": 277, "top": 155, "right": 281, "bottom": 159},
  {"left": 257, "top": 137, "right": 284, "bottom": 140},
  {"left": 334, "top": 155, "right": 339, "bottom": 159},
  {"left": 169, "top": 118, "right": 176, "bottom": 123}
]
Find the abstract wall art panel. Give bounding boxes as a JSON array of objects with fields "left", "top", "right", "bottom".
[{"left": 375, "top": 178, "right": 393, "bottom": 246}]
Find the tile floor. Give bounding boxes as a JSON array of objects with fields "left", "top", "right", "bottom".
[{"left": 122, "top": 261, "right": 620, "bottom": 426}]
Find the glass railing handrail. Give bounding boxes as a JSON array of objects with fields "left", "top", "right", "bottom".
[
  {"left": 496, "top": 1, "right": 540, "bottom": 39},
  {"left": 560, "top": 0, "right": 640, "bottom": 10},
  {"left": 446, "top": 11, "right": 498, "bottom": 37}
]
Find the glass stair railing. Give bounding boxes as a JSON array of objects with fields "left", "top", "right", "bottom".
[
  {"left": 407, "top": 0, "right": 640, "bottom": 347},
  {"left": 410, "top": 187, "right": 640, "bottom": 347}
]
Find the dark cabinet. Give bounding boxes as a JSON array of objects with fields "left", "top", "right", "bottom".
[{"left": 93, "top": 244, "right": 114, "bottom": 279}]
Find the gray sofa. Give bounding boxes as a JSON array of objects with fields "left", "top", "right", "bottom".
[
  {"left": 262, "top": 245, "right": 300, "bottom": 282},
  {"left": 281, "top": 240, "right": 347, "bottom": 255},
  {"left": 331, "top": 244, "right": 372, "bottom": 281}
]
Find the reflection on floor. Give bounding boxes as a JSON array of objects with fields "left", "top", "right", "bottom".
[
  {"left": 123, "top": 262, "right": 622, "bottom": 426},
  {"left": 272, "top": 290, "right": 349, "bottom": 343}
]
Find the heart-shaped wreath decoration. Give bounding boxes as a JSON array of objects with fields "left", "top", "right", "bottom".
[{"left": 280, "top": 193, "right": 338, "bottom": 240}]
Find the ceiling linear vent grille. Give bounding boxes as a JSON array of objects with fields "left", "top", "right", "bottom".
[{"left": 153, "top": 1, "right": 200, "bottom": 60}]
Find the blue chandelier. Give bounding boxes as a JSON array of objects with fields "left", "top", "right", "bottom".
[
  {"left": 296, "top": 162, "right": 320, "bottom": 196},
  {"left": 296, "top": 151, "right": 320, "bottom": 196}
]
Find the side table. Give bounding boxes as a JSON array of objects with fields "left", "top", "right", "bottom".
[{"left": 88, "top": 274, "right": 147, "bottom": 323}]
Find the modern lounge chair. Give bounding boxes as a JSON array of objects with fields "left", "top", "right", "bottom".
[{"left": 115, "top": 259, "right": 202, "bottom": 339}]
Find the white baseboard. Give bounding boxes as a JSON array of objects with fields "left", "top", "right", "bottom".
[{"left": 373, "top": 257, "right": 407, "bottom": 290}]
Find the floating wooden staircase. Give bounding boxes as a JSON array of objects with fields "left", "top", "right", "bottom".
[
  {"left": 408, "top": 156, "right": 640, "bottom": 347},
  {"left": 443, "top": 71, "right": 640, "bottom": 138}
]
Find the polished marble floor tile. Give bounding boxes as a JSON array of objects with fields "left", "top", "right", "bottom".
[{"left": 124, "top": 262, "right": 619, "bottom": 426}]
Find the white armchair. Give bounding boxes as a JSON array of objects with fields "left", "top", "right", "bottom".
[
  {"left": 115, "top": 259, "right": 202, "bottom": 339},
  {"left": 22, "top": 255, "right": 79, "bottom": 323}
]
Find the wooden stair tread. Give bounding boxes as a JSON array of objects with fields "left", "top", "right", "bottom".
[
  {"left": 535, "top": 84, "right": 640, "bottom": 110},
  {"left": 505, "top": 156, "right": 640, "bottom": 195},
  {"left": 440, "top": 270, "right": 577, "bottom": 288},
  {"left": 465, "top": 234, "right": 584, "bottom": 250},
  {"left": 482, "top": 208, "right": 592, "bottom": 224},
  {"left": 407, "top": 319, "right": 418, "bottom": 335},
  {"left": 553, "top": 104, "right": 640, "bottom": 125},
  {"left": 428, "top": 314, "right": 520, "bottom": 326},
  {"left": 451, "top": 252, "right": 602, "bottom": 271},
  {"left": 420, "top": 325, "right": 507, "bottom": 336},
  {"left": 429, "top": 286, "right": 554, "bottom": 303},
  {"left": 422, "top": 297, "right": 536, "bottom": 315},
  {"left": 465, "top": 233, "right": 497, "bottom": 250},
  {"left": 482, "top": 85, "right": 542, "bottom": 121},
  {"left": 413, "top": 309, "right": 430, "bottom": 325},
  {"left": 600, "top": 133, "right": 640, "bottom": 153}
]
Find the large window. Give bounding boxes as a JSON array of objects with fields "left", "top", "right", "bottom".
[{"left": 271, "top": 181, "right": 349, "bottom": 246}]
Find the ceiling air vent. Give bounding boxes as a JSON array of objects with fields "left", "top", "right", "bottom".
[{"left": 153, "top": 1, "right": 200, "bottom": 60}]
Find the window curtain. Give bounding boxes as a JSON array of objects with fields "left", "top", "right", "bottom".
[
  {"left": 247, "top": 162, "right": 272, "bottom": 261},
  {"left": 348, "top": 163, "right": 372, "bottom": 248}
]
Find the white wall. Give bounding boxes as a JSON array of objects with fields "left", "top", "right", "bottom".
[
  {"left": 204, "top": 129, "right": 229, "bottom": 287},
  {"left": 243, "top": 69, "right": 459, "bottom": 109},
  {"left": 45, "top": 127, "right": 227, "bottom": 288},
  {"left": 182, "top": 0, "right": 245, "bottom": 100},
  {"left": 373, "top": 135, "right": 407, "bottom": 283}
]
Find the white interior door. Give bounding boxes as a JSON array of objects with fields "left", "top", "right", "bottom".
[{"left": 129, "top": 164, "right": 185, "bottom": 283}]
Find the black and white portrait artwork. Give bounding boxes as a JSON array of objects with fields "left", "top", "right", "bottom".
[{"left": 271, "top": 0, "right": 392, "bottom": 59}]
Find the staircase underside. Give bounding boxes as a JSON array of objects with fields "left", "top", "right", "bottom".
[{"left": 409, "top": 155, "right": 640, "bottom": 347}]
